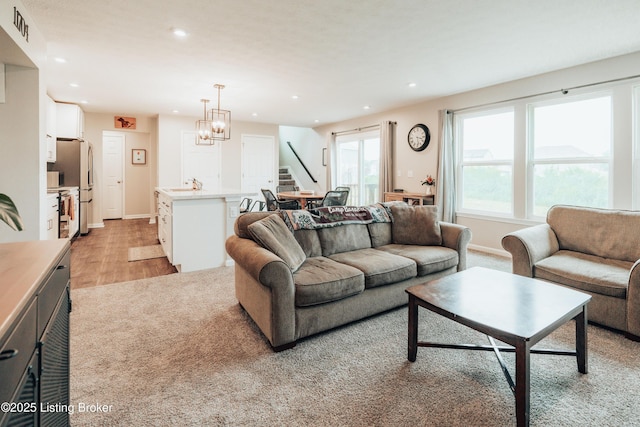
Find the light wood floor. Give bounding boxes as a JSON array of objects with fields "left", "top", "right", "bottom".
[{"left": 70, "top": 218, "right": 177, "bottom": 289}]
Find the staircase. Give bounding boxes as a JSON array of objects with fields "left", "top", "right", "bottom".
[{"left": 278, "top": 167, "right": 297, "bottom": 188}]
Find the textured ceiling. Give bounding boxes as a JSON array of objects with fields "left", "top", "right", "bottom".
[{"left": 19, "top": 0, "right": 640, "bottom": 127}]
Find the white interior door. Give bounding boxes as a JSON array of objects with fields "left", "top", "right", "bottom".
[
  {"left": 181, "top": 131, "right": 221, "bottom": 191},
  {"left": 241, "top": 134, "right": 276, "bottom": 199},
  {"left": 103, "top": 133, "right": 124, "bottom": 219}
]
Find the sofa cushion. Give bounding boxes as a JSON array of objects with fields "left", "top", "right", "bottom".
[
  {"left": 317, "top": 224, "right": 371, "bottom": 256},
  {"left": 234, "top": 211, "right": 275, "bottom": 239},
  {"left": 547, "top": 205, "right": 640, "bottom": 263},
  {"left": 248, "top": 214, "right": 306, "bottom": 272},
  {"left": 534, "top": 250, "right": 631, "bottom": 299},
  {"left": 390, "top": 204, "right": 442, "bottom": 246},
  {"left": 377, "top": 244, "right": 459, "bottom": 276},
  {"left": 293, "top": 257, "right": 365, "bottom": 307},
  {"left": 293, "top": 229, "right": 322, "bottom": 257},
  {"left": 329, "top": 248, "right": 417, "bottom": 288},
  {"left": 368, "top": 222, "right": 393, "bottom": 247}
]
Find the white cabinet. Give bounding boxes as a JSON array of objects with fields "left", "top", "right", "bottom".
[
  {"left": 56, "top": 103, "right": 84, "bottom": 139},
  {"left": 46, "top": 194, "right": 59, "bottom": 240},
  {"left": 157, "top": 192, "right": 173, "bottom": 263},
  {"left": 46, "top": 96, "right": 57, "bottom": 162}
]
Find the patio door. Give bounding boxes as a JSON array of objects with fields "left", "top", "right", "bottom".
[{"left": 335, "top": 130, "right": 380, "bottom": 205}]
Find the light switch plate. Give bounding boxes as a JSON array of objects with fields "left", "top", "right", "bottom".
[{"left": 407, "top": 170, "right": 414, "bottom": 178}]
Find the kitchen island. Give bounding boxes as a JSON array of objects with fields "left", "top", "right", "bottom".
[{"left": 156, "top": 188, "right": 256, "bottom": 272}]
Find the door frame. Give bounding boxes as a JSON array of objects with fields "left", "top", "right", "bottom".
[{"left": 102, "top": 131, "right": 125, "bottom": 220}]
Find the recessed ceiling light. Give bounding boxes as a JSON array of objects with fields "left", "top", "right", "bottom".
[
  {"left": 69, "top": 83, "right": 79, "bottom": 88},
  {"left": 408, "top": 82, "right": 417, "bottom": 88},
  {"left": 314, "top": 119, "right": 320, "bottom": 123},
  {"left": 80, "top": 100, "right": 88, "bottom": 104},
  {"left": 363, "top": 105, "right": 371, "bottom": 110},
  {"left": 291, "top": 95, "right": 299, "bottom": 100},
  {"left": 172, "top": 28, "right": 188, "bottom": 37},
  {"left": 252, "top": 112, "right": 258, "bottom": 117},
  {"left": 172, "top": 109, "right": 179, "bottom": 114},
  {"left": 54, "top": 57, "right": 66, "bottom": 63}
]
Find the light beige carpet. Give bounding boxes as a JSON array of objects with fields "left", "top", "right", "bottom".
[
  {"left": 69, "top": 251, "right": 640, "bottom": 426},
  {"left": 127, "top": 244, "right": 165, "bottom": 261}
]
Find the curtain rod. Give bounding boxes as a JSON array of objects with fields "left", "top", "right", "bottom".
[
  {"left": 331, "top": 121, "right": 396, "bottom": 136},
  {"left": 451, "top": 73, "right": 640, "bottom": 114}
]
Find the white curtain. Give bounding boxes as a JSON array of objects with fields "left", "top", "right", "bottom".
[
  {"left": 325, "top": 133, "right": 336, "bottom": 190},
  {"left": 379, "top": 121, "right": 395, "bottom": 199},
  {"left": 436, "top": 110, "right": 456, "bottom": 222}
]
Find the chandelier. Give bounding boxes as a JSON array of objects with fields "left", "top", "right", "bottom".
[{"left": 195, "top": 84, "right": 231, "bottom": 145}]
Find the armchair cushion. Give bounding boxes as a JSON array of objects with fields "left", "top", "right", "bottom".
[
  {"left": 248, "top": 214, "right": 306, "bottom": 272},
  {"left": 391, "top": 204, "right": 442, "bottom": 246},
  {"left": 535, "top": 250, "right": 631, "bottom": 299}
]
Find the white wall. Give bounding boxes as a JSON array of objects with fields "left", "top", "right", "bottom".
[
  {"left": 0, "top": 2, "right": 48, "bottom": 243},
  {"left": 313, "top": 51, "right": 640, "bottom": 252},
  {"left": 158, "top": 114, "right": 279, "bottom": 192},
  {"left": 279, "top": 126, "right": 325, "bottom": 192},
  {"left": 0, "top": 65, "right": 40, "bottom": 242},
  {"left": 84, "top": 113, "right": 157, "bottom": 226}
]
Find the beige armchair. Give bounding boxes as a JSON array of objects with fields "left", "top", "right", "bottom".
[{"left": 502, "top": 205, "right": 640, "bottom": 340}]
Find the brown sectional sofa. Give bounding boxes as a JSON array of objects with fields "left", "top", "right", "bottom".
[
  {"left": 502, "top": 204, "right": 640, "bottom": 340},
  {"left": 225, "top": 203, "right": 472, "bottom": 351}
]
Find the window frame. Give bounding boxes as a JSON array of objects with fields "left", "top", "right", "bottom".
[
  {"left": 455, "top": 106, "right": 515, "bottom": 217},
  {"left": 526, "top": 92, "right": 613, "bottom": 219}
]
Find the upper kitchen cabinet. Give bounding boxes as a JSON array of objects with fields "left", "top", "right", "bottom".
[
  {"left": 56, "top": 103, "right": 84, "bottom": 140},
  {"left": 46, "top": 96, "right": 57, "bottom": 162}
]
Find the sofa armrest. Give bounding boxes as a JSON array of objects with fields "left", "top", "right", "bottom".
[
  {"left": 627, "top": 259, "right": 640, "bottom": 339},
  {"left": 501, "top": 224, "right": 559, "bottom": 277},
  {"left": 226, "top": 235, "right": 297, "bottom": 348},
  {"left": 440, "top": 222, "right": 472, "bottom": 271},
  {"left": 226, "top": 235, "right": 288, "bottom": 284}
]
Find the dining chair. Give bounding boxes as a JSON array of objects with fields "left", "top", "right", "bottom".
[
  {"left": 261, "top": 188, "right": 300, "bottom": 211},
  {"left": 318, "top": 190, "right": 350, "bottom": 207}
]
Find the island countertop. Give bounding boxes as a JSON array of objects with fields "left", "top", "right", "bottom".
[
  {"left": 156, "top": 188, "right": 257, "bottom": 201},
  {"left": 0, "top": 240, "right": 70, "bottom": 341}
]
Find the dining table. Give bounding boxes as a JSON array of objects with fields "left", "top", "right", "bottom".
[{"left": 277, "top": 191, "right": 325, "bottom": 209}]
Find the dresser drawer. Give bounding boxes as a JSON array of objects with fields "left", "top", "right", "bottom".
[
  {"left": 37, "top": 248, "right": 70, "bottom": 338},
  {"left": 0, "top": 298, "right": 37, "bottom": 404}
]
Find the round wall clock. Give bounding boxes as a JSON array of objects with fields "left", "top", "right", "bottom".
[{"left": 408, "top": 124, "right": 431, "bottom": 152}]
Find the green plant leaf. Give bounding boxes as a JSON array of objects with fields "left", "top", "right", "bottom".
[{"left": 0, "top": 193, "right": 24, "bottom": 231}]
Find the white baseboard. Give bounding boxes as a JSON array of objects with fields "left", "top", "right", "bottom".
[
  {"left": 123, "top": 214, "right": 152, "bottom": 220},
  {"left": 89, "top": 222, "right": 104, "bottom": 229},
  {"left": 468, "top": 244, "right": 511, "bottom": 258}
]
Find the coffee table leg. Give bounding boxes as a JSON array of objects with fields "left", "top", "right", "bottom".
[
  {"left": 408, "top": 294, "right": 418, "bottom": 362},
  {"left": 515, "top": 340, "right": 531, "bottom": 427},
  {"left": 575, "top": 304, "right": 588, "bottom": 374}
]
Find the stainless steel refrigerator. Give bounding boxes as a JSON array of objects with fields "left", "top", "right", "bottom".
[{"left": 51, "top": 139, "right": 94, "bottom": 234}]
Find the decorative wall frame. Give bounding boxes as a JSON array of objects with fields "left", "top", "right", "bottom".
[
  {"left": 115, "top": 116, "right": 137, "bottom": 129},
  {"left": 132, "top": 149, "right": 146, "bottom": 165},
  {"left": 322, "top": 148, "right": 327, "bottom": 166}
]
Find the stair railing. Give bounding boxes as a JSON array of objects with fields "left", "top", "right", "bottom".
[{"left": 286, "top": 141, "right": 317, "bottom": 183}]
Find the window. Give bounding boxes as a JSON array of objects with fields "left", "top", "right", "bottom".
[
  {"left": 529, "top": 95, "right": 611, "bottom": 216},
  {"left": 335, "top": 131, "right": 380, "bottom": 205},
  {"left": 457, "top": 109, "right": 514, "bottom": 215}
]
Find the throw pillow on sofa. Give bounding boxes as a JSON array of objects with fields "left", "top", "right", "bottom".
[
  {"left": 390, "top": 204, "right": 442, "bottom": 246},
  {"left": 248, "top": 214, "right": 306, "bottom": 272}
]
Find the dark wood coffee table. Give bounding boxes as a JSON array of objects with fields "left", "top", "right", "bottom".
[{"left": 406, "top": 267, "right": 591, "bottom": 427}]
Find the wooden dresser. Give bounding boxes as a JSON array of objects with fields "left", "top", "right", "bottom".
[
  {"left": 383, "top": 191, "right": 435, "bottom": 206},
  {"left": 0, "top": 240, "right": 71, "bottom": 427}
]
